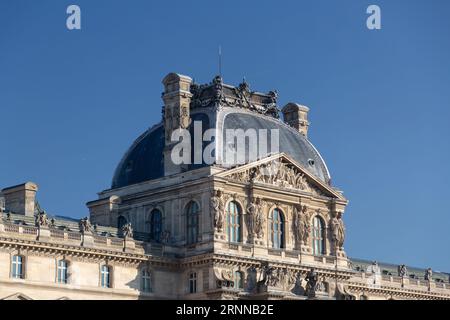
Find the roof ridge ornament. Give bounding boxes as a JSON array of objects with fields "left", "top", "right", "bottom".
[{"left": 190, "top": 75, "right": 280, "bottom": 118}]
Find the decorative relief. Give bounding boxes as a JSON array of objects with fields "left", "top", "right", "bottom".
[
  {"left": 190, "top": 76, "right": 279, "bottom": 118},
  {"left": 292, "top": 204, "right": 311, "bottom": 247},
  {"left": 227, "top": 160, "right": 325, "bottom": 196},
  {"left": 245, "top": 197, "right": 264, "bottom": 240},
  {"left": 257, "top": 263, "right": 297, "bottom": 292},
  {"left": 305, "top": 268, "right": 321, "bottom": 298},
  {"left": 210, "top": 189, "right": 225, "bottom": 233},
  {"left": 213, "top": 267, "right": 235, "bottom": 288},
  {"left": 330, "top": 211, "right": 345, "bottom": 251}
]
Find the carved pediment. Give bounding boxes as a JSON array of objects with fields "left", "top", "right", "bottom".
[
  {"left": 216, "top": 154, "right": 344, "bottom": 200},
  {"left": 2, "top": 292, "right": 33, "bottom": 300}
]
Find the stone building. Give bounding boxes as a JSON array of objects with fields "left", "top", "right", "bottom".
[{"left": 0, "top": 73, "right": 449, "bottom": 300}]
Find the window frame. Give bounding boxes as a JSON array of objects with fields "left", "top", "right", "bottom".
[
  {"left": 226, "top": 201, "right": 242, "bottom": 243},
  {"left": 270, "top": 208, "right": 285, "bottom": 249},
  {"left": 186, "top": 201, "right": 200, "bottom": 245},
  {"left": 100, "top": 265, "right": 112, "bottom": 288},
  {"left": 312, "top": 216, "right": 326, "bottom": 255},
  {"left": 150, "top": 209, "right": 163, "bottom": 242},
  {"left": 57, "top": 259, "right": 69, "bottom": 284},
  {"left": 189, "top": 272, "right": 197, "bottom": 294},
  {"left": 141, "top": 268, "right": 152, "bottom": 293},
  {"left": 11, "top": 255, "right": 24, "bottom": 279}
]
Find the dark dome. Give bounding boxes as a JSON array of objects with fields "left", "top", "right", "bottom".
[
  {"left": 112, "top": 109, "right": 330, "bottom": 189},
  {"left": 219, "top": 110, "right": 330, "bottom": 183},
  {"left": 112, "top": 124, "right": 165, "bottom": 189}
]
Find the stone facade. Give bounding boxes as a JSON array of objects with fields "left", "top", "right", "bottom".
[{"left": 0, "top": 73, "right": 449, "bottom": 300}]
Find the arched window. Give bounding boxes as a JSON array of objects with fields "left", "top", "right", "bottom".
[
  {"left": 150, "top": 209, "right": 163, "bottom": 242},
  {"left": 11, "top": 255, "right": 24, "bottom": 279},
  {"left": 226, "top": 201, "right": 242, "bottom": 243},
  {"left": 141, "top": 269, "right": 152, "bottom": 293},
  {"left": 117, "top": 216, "right": 127, "bottom": 233},
  {"left": 186, "top": 201, "right": 200, "bottom": 245},
  {"left": 270, "top": 208, "right": 285, "bottom": 249},
  {"left": 312, "top": 216, "right": 325, "bottom": 255},
  {"left": 100, "top": 265, "right": 111, "bottom": 288},
  {"left": 57, "top": 260, "right": 69, "bottom": 284}
]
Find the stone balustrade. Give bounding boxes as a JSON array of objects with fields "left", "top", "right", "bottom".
[{"left": 0, "top": 220, "right": 144, "bottom": 254}]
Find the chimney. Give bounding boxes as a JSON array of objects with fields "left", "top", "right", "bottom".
[
  {"left": 281, "top": 102, "right": 310, "bottom": 137},
  {"left": 161, "top": 73, "right": 193, "bottom": 176},
  {"left": 1, "top": 182, "right": 38, "bottom": 216}
]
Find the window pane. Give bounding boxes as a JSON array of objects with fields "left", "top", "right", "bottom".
[
  {"left": 12, "top": 255, "right": 23, "bottom": 279},
  {"left": 312, "top": 217, "right": 324, "bottom": 255},
  {"left": 187, "top": 202, "right": 199, "bottom": 245},
  {"left": 151, "top": 210, "right": 163, "bottom": 242},
  {"left": 57, "top": 260, "right": 68, "bottom": 284}
]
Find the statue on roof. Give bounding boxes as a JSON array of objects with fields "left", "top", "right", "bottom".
[
  {"left": 398, "top": 264, "right": 408, "bottom": 278},
  {"left": 122, "top": 222, "right": 133, "bottom": 238},
  {"left": 35, "top": 211, "right": 49, "bottom": 227},
  {"left": 424, "top": 268, "right": 433, "bottom": 281},
  {"left": 79, "top": 217, "right": 92, "bottom": 233}
]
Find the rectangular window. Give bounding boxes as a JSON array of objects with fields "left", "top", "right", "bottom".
[
  {"left": 142, "top": 270, "right": 152, "bottom": 293},
  {"left": 11, "top": 255, "right": 24, "bottom": 279},
  {"left": 189, "top": 272, "right": 197, "bottom": 294},
  {"left": 57, "top": 260, "right": 68, "bottom": 284},
  {"left": 101, "top": 265, "right": 111, "bottom": 288}
]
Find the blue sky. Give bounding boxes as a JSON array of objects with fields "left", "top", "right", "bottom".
[{"left": 1, "top": 0, "right": 449, "bottom": 271}]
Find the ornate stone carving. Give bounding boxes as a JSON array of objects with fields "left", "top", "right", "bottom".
[
  {"left": 330, "top": 211, "right": 345, "bottom": 251},
  {"left": 398, "top": 264, "right": 408, "bottom": 278},
  {"left": 293, "top": 204, "right": 311, "bottom": 246},
  {"left": 245, "top": 266, "right": 258, "bottom": 292},
  {"left": 222, "top": 270, "right": 233, "bottom": 282},
  {"left": 190, "top": 76, "right": 280, "bottom": 118},
  {"left": 214, "top": 267, "right": 234, "bottom": 289},
  {"left": 211, "top": 190, "right": 225, "bottom": 232},
  {"left": 122, "top": 223, "right": 133, "bottom": 238},
  {"left": 246, "top": 197, "right": 264, "bottom": 240},
  {"left": 228, "top": 160, "right": 324, "bottom": 196},
  {"left": 256, "top": 263, "right": 296, "bottom": 292},
  {"left": 305, "top": 268, "right": 319, "bottom": 298},
  {"left": 79, "top": 217, "right": 92, "bottom": 233}
]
